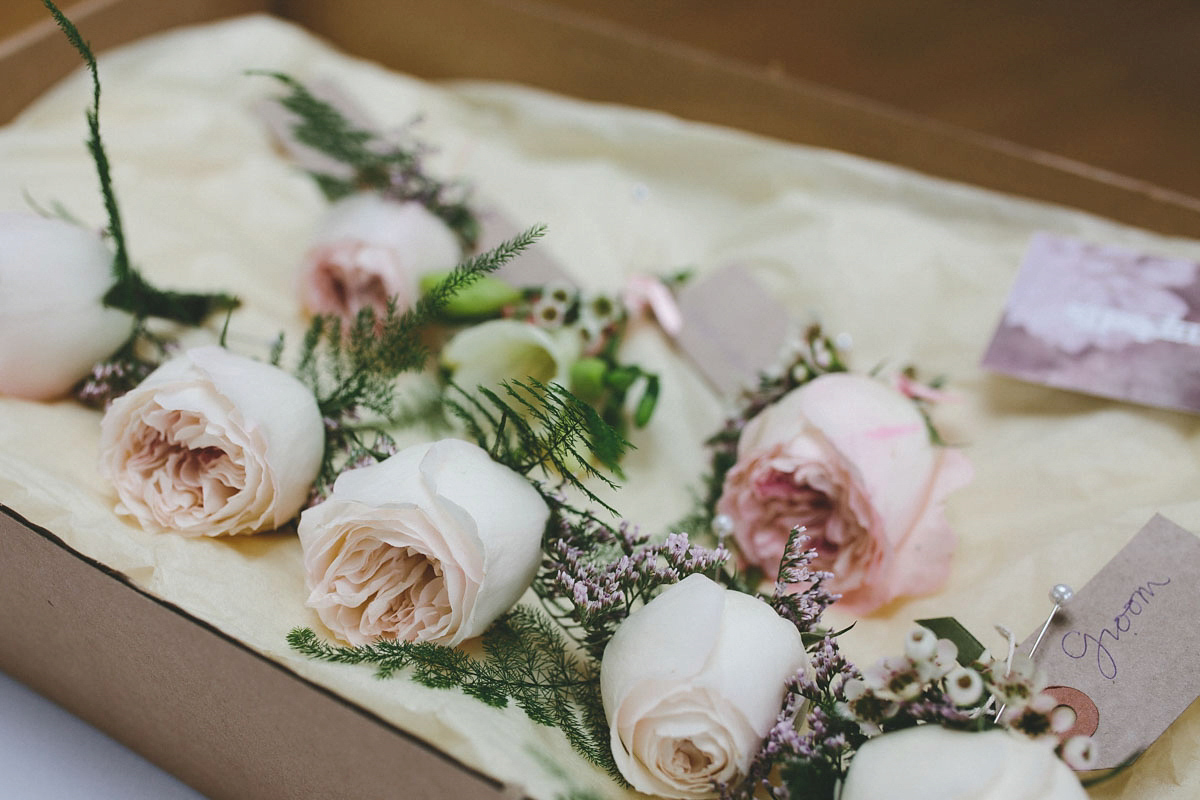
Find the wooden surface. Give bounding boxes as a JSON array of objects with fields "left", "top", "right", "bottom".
[
  {"left": 542, "top": 0, "right": 1200, "bottom": 201},
  {"left": 0, "top": 0, "right": 268, "bottom": 124},
  {"left": 277, "top": 0, "right": 1200, "bottom": 237},
  {"left": 9, "top": 0, "right": 1200, "bottom": 201}
]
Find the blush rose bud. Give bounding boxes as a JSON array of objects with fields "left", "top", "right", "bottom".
[
  {"left": 600, "top": 574, "right": 808, "bottom": 799},
  {"left": 298, "top": 439, "right": 549, "bottom": 647},
  {"left": 0, "top": 212, "right": 135, "bottom": 400},
  {"left": 299, "top": 192, "right": 462, "bottom": 324},
  {"left": 99, "top": 346, "right": 325, "bottom": 536}
]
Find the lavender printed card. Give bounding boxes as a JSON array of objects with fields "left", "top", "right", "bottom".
[{"left": 982, "top": 232, "right": 1200, "bottom": 413}]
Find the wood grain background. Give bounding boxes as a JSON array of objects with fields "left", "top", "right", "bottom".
[
  {"left": 542, "top": 0, "right": 1200, "bottom": 200},
  {"left": 11, "top": 0, "right": 1200, "bottom": 199}
]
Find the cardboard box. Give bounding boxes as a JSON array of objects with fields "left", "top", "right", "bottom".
[{"left": 2, "top": 2, "right": 1200, "bottom": 798}]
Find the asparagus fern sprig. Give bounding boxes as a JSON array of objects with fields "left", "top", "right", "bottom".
[
  {"left": 443, "top": 379, "right": 628, "bottom": 512},
  {"left": 293, "top": 225, "right": 545, "bottom": 496},
  {"left": 289, "top": 607, "right": 620, "bottom": 781},
  {"left": 257, "top": 71, "right": 478, "bottom": 248},
  {"left": 43, "top": 0, "right": 240, "bottom": 327}
]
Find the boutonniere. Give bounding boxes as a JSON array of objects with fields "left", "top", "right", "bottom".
[
  {"left": 696, "top": 326, "right": 973, "bottom": 613},
  {"left": 262, "top": 74, "right": 676, "bottom": 445}
]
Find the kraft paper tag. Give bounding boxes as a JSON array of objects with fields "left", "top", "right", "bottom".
[
  {"left": 982, "top": 232, "right": 1200, "bottom": 413},
  {"left": 674, "top": 264, "right": 792, "bottom": 395},
  {"left": 1019, "top": 514, "right": 1200, "bottom": 768}
]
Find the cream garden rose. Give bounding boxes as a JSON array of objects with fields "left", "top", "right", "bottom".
[
  {"left": 600, "top": 574, "right": 808, "bottom": 799},
  {"left": 0, "top": 212, "right": 135, "bottom": 400},
  {"left": 298, "top": 438, "right": 549, "bottom": 647},
  {"left": 715, "top": 372, "right": 972, "bottom": 613},
  {"left": 300, "top": 192, "right": 462, "bottom": 324},
  {"left": 840, "top": 726, "right": 1087, "bottom": 800},
  {"left": 441, "top": 317, "right": 581, "bottom": 394},
  {"left": 99, "top": 346, "right": 324, "bottom": 536}
]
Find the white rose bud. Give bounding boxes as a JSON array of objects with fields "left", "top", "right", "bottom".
[
  {"left": 840, "top": 727, "right": 1088, "bottom": 800},
  {"left": 600, "top": 574, "right": 808, "bottom": 799},
  {"left": 298, "top": 439, "right": 549, "bottom": 647},
  {"left": 99, "top": 346, "right": 324, "bottom": 536},
  {"left": 442, "top": 317, "right": 581, "bottom": 393},
  {"left": 0, "top": 212, "right": 135, "bottom": 400},
  {"left": 299, "top": 192, "right": 462, "bottom": 324}
]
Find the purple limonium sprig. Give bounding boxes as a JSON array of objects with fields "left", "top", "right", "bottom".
[
  {"left": 73, "top": 353, "right": 155, "bottom": 408},
  {"left": 307, "top": 411, "right": 400, "bottom": 506},
  {"left": 379, "top": 137, "right": 471, "bottom": 221},
  {"left": 721, "top": 637, "right": 863, "bottom": 800},
  {"left": 535, "top": 496, "right": 730, "bottom": 659},
  {"left": 769, "top": 528, "right": 840, "bottom": 634}
]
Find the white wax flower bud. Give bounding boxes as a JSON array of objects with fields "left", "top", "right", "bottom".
[
  {"left": 944, "top": 666, "right": 984, "bottom": 707},
  {"left": 1060, "top": 736, "right": 1099, "bottom": 771},
  {"left": 904, "top": 627, "right": 938, "bottom": 661}
]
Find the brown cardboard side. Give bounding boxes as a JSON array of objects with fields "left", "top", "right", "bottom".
[
  {"left": 0, "top": 506, "right": 509, "bottom": 800},
  {"left": 275, "top": 0, "right": 1200, "bottom": 239}
]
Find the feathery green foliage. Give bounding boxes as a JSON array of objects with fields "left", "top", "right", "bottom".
[
  {"left": 256, "top": 71, "right": 479, "bottom": 248},
  {"left": 291, "top": 225, "right": 544, "bottom": 494},
  {"left": 42, "top": 0, "right": 239, "bottom": 326},
  {"left": 444, "top": 379, "right": 629, "bottom": 512},
  {"left": 288, "top": 606, "right": 620, "bottom": 780},
  {"left": 294, "top": 225, "right": 544, "bottom": 418}
]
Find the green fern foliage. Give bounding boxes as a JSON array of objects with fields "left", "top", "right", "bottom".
[
  {"left": 290, "top": 225, "right": 544, "bottom": 494},
  {"left": 42, "top": 0, "right": 239, "bottom": 326},
  {"left": 444, "top": 379, "right": 630, "bottom": 512},
  {"left": 257, "top": 71, "right": 479, "bottom": 248},
  {"left": 288, "top": 606, "right": 620, "bottom": 780}
]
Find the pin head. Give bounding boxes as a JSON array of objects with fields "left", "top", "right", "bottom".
[{"left": 1049, "top": 583, "right": 1075, "bottom": 606}]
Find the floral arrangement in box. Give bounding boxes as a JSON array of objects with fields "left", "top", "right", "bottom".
[
  {"left": 689, "top": 326, "right": 974, "bottom": 615},
  {"left": 260, "top": 74, "right": 672, "bottom": 445},
  {"left": 0, "top": 4, "right": 1134, "bottom": 799}
]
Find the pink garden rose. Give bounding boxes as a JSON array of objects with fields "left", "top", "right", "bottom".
[
  {"left": 299, "top": 192, "right": 461, "bottom": 324},
  {"left": 715, "top": 373, "right": 972, "bottom": 613}
]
